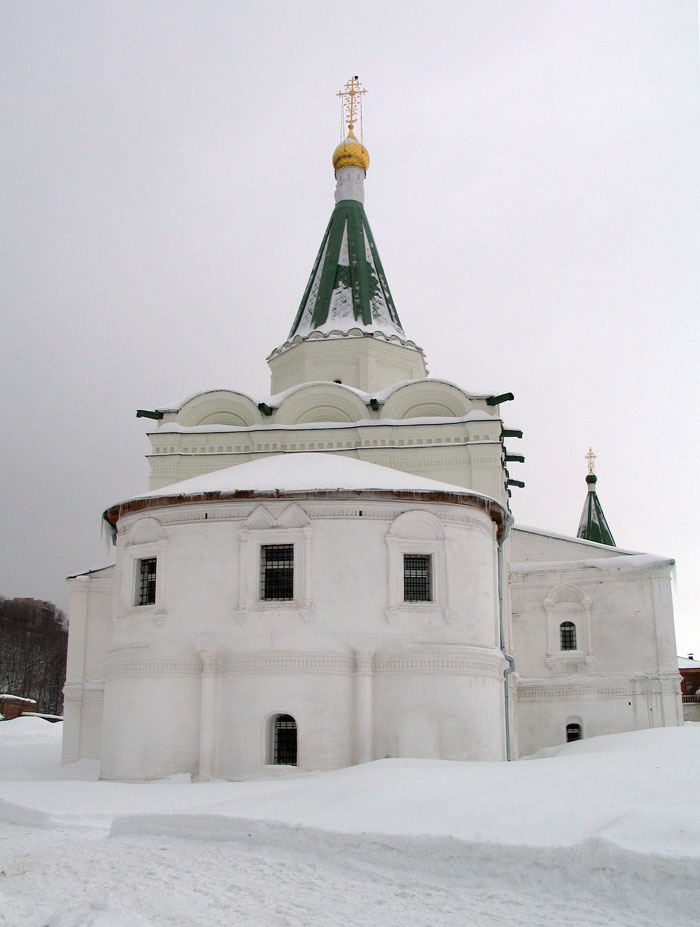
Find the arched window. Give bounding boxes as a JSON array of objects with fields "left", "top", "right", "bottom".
[
  {"left": 560, "top": 621, "right": 577, "bottom": 651},
  {"left": 272, "top": 714, "right": 297, "bottom": 766},
  {"left": 566, "top": 723, "right": 582, "bottom": 743}
]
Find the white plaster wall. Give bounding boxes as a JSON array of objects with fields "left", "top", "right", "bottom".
[
  {"left": 101, "top": 669, "right": 201, "bottom": 780},
  {"left": 62, "top": 568, "right": 113, "bottom": 764},
  {"left": 217, "top": 665, "right": 356, "bottom": 777},
  {"left": 516, "top": 677, "right": 682, "bottom": 757},
  {"left": 511, "top": 557, "right": 682, "bottom": 756},
  {"left": 510, "top": 562, "right": 675, "bottom": 678},
  {"left": 147, "top": 426, "right": 507, "bottom": 506},
  {"left": 373, "top": 652, "right": 506, "bottom": 761},
  {"left": 96, "top": 493, "right": 503, "bottom": 779},
  {"left": 268, "top": 336, "right": 427, "bottom": 394}
]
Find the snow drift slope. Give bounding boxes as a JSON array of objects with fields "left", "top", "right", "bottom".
[{"left": 1, "top": 719, "right": 699, "bottom": 926}]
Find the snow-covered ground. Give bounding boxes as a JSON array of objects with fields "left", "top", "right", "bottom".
[{"left": 1, "top": 718, "right": 698, "bottom": 926}]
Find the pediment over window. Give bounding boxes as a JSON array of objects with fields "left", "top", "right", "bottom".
[
  {"left": 244, "top": 503, "right": 310, "bottom": 531},
  {"left": 543, "top": 583, "right": 591, "bottom": 609}
]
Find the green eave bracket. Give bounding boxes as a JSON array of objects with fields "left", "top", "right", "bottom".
[
  {"left": 507, "top": 479, "right": 525, "bottom": 488},
  {"left": 258, "top": 402, "right": 274, "bottom": 417},
  {"left": 487, "top": 392, "right": 514, "bottom": 406},
  {"left": 505, "top": 454, "right": 525, "bottom": 463},
  {"left": 136, "top": 409, "right": 164, "bottom": 420},
  {"left": 502, "top": 429, "right": 523, "bottom": 439},
  {"left": 369, "top": 398, "right": 380, "bottom": 411}
]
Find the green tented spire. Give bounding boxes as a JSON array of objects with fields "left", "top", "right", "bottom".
[
  {"left": 288, "top": 197, "right": 405, "bottom": 341},
  {"left": 577, "top": 448, "right": 616, "bottom": 546}
]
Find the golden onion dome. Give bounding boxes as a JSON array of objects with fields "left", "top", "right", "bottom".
[{"left": 332, "top": 130, "right": 370, "bottom": 172}]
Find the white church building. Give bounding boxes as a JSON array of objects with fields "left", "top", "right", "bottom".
[{"left": 62, "top": 80, "right": 682, "bottom": 780}]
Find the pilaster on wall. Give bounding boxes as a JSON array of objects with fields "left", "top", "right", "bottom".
[
  {"left": 354, "top": 650, "right": 374, "bottom": 764},
  {"left": 197, "top": 649, "right": 219, "bottom": 781}
]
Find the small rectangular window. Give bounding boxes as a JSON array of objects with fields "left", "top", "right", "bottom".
[
  {"left": 136, "top": 557, "right": 157, "bottom": 606},
  {"left": 403, "top": 554, "right": 432, "bottom": 602},
  {"left": 260, "top": 545, "right": 294, "bottom": 601}
]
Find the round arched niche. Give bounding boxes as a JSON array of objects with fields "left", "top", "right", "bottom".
[
  {"left": 381, "top": 381, "right": 472, "bottom": 420},
  {"left": 176, "top": 390, "right": 263, "bottom": 427}
]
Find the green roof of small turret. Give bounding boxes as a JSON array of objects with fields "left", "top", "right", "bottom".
[{"left": 577, "top": 452, "right": 616, "bottom": 546}]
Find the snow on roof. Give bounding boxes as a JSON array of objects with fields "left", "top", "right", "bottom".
[
  {"left": 678, "top": 656, "right": 700, "bottom": 669},
  {"left": 153, "top": 410, "right": 499, "bottom": 436},
  {"left": 126, "top": 453, "right": 500, "bottom": 504},
  {"left": 66, "top": 564, "right": 115, "bottom": 581},
  {"left": 373, "top": 378, "right": 500, "bottom": 402},
  {"left": 510, "top": 552, "right": 675, "bottom": 574},
  {"left": 155, "top": 379, "right": 505, "bottom": 416},
  {"left": 512, "top": 524, "right": 641, "bottom": 555}
]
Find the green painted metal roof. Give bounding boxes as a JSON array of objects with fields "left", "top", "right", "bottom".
[
  {"left": 577, "top": 474, "right": 616, "bottom": 547},
  {"left": 288, "top": 199, "right": 405, "bottom": 340}
]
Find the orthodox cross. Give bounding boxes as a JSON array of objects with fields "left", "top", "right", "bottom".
[
  {"left": 586, "top": 447, "right": 597, "bottom": 474},
  {"left": 337, "top": 76, "right": 367, "bottom": 140}
]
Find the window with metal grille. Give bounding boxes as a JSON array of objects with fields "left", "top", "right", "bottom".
[
  {"left": 273, "top": 714, "right": 297, "bottom": 765},
  {"left": 566, "top": 723, "right": 582, "bottom": 743},
  {"left": 560, "top": 621, "right": 577, "bottom": 651},
  {"left": 136, "top": 557, "right": 157, "bottom": 606},
  {"left": 260, "top": 544, "right": 294, "bottom": 600},
  {"left": 403, "top": 554, "right": 432, "bottom": 602}
]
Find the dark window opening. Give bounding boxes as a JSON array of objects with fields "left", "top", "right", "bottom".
[
  {"left": 273, "top": 714, "right": 297, "bottom": 765},
  {"left": 136, "top": 558, "right": 157, "bottom": 606},
  {"left": 403, "top": 554, "right": 432, "bottom": 602},
  {"left": 560, "top": 621, "right": 577, "bottom": 651},
  {"left": 566, "top": 723, "right": 582, "bottom": 743},
  {"left": 260, "top": 544, "right": 294, "bottom": 600}
]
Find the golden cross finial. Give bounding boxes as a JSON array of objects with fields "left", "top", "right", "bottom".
[
  {"left": 337, "top": 76, "right": 367, "bottom": 141},
  {"left": 586, "top": 447, "right": 597, "bottom": 475}
]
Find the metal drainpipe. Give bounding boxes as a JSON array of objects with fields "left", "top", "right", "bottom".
[{"left": 498, "top": 514, "right": 516, "bottom": 760}]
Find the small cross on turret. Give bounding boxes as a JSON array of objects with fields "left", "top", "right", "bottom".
[
  {"left": 337, "top": 76, "right": 367, "bottom": 140},
  {"left": 586, "top": 447, "right": 597, "bottom": 475}
]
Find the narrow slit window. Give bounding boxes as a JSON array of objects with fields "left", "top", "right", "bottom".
[
  {"left": 560, "top": 621, "right": 577, "bottom": 651},
  {"left": 403, "top": 554, "right": 432, "bottom": 602},
  {"left": 136, "top": 557, "right": 157, "bottom": 606},
  {"left": 260, "top": 544, "right": 294, "bottom": 601},
  {"left": 273, "top": 714, "right": 297, "bottom": 765},
  {"left": 566, "top": 723, "right": 582, "bottom": 743}
]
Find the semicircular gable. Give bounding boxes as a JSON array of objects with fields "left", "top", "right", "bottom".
[
  {"left": 128, "top": 516, "right": 164, "bottom": 545},
  {"left": 176, "top": 391, "right": 263, "bottom": 427},
  {"left": 388, "top": 510, "right": 445, "bottom": 541},
  {"left": 381, "top": 381, "right": 471, "bottom": 420},
  {"left": 275, "top": 384, "right": 368, "bottom": 425}
]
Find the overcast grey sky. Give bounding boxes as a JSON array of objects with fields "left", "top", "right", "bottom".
[{"left": 2, "top": 1, "right": 698, "bottom": 652}]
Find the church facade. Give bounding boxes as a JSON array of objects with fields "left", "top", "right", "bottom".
[{"left": 62, "top": 80, "right": 681, "bottom": 780}]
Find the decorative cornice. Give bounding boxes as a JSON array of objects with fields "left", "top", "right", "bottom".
[
  {"left": 106, "top": 660, "right": 201, "bottom": 679},
  {"left": 517, "top": 674, "right": 681, "bottom": 700},
  {"left": 374, "top": 649, "right": 503, "bottom": 678},
  {"left": 222, "top": 653, "right": 355, "bottom": 675}
]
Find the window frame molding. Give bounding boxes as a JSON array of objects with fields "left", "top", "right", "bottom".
[
  {"left": 120, "top": 538, "right": 167, "bottom": 619},
  {"left": 385, "top": 513, "right": 449, "bottom": 624},
  {"left": 235, "top": 525, "right": 313, "bottom": 624},
  {"left": 544, "top": 584, "right": 592, "bottom": 671}
]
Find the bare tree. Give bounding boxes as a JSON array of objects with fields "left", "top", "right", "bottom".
[{"left": 0, "top": 597, "right": 68, "bottom": 715}]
